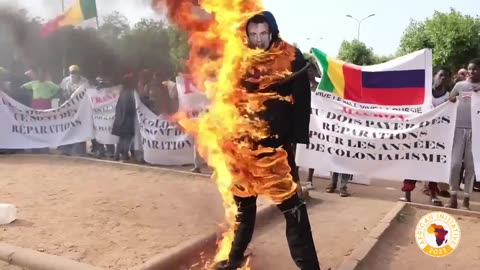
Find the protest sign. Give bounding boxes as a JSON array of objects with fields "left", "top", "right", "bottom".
[
  {"left": 296, "top": 92, "right": 457, "bottom": 182},
  {"left": 135, "top": 94, "right": 195, "bottom": 166},
  {"left": 0, "top": 88, "right": 94, "bottom": 149},
  {"left": 87, "top": 86, "right": 121, "bottom": 145}
]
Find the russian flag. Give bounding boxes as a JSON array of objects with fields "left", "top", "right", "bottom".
[{"left": 313, "top": 48, "right": 432, "bottom": 107}]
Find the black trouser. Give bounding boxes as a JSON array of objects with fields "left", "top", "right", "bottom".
[
  {"left": 228, "top": 194, "right": 320, "bottom": 270},
  {"left": 115, "top": 136, "right": 133, "bottom": 161}
]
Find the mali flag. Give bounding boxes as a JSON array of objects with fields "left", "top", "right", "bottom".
[
  {"left": 41, "top": 0, "right": 98, "bottom": 37},
  {"left": 312, "top": 48, "right": 431, "bottom": 106}
]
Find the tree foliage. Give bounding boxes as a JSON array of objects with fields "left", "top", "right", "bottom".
[
  {"left": 337, "top": 39, "right": 376, "bottom": 65},
  {"left": 398, "top": 9, "right": 480, "bottom": 70},
  {"left": 0, "top": 9, "right": 190, "bottom": 83}
]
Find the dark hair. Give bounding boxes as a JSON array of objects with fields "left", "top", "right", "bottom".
[
  {"left": 469, "top": 58, "right": 480, "bottom": 66},
  {"left": 248, "top": 14, "right": 269, "bottom": 25},
  {"left": 434, "top": 67, "right": 450, "bottom": 77}
]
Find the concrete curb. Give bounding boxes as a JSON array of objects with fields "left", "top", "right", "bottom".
[
  {"left": 131, "top": 203, "right": 279, "bottom": 270},
  {"left": 0, "top": 243, "right": 104, "bottom": 270},
  {"left": 337, "top": 202, "right": 407, "bottom": 270},
  {"left": 407, "top": 202, "right": 480, "bottom": 218}
]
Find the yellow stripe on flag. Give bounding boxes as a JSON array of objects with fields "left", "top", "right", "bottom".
[
  {"left": 59, "top": 1, "right": 85, "bottom": 27},
  {"left": 326, "top": 56, "right": 346, "bottom": 98}
]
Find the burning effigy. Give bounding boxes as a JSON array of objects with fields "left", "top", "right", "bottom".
[{"left": 152, "top": 1, "right": 320, "bottom": 269}]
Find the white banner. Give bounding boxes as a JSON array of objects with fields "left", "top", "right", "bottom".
[
  {"left": 296, "top": 92, "right": 457, "bottom": 182},
  {"left": 87, "top": 86, "right": 121, "bottom": 145},
  {"left": 0, "top": 88, "right": 94, "bottom": 149},
  {"left": 175, "top": 75, "right": 209, "bottom": 120},
  {"left": 135, "top": 94, "right": 195, "bottom": 166},
  {"left": 470, "top": 92, "right": 480, "bottom": 180}
]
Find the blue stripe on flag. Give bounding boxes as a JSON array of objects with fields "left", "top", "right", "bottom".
[{"left": 362, "top": 69, "right": 425, "bottom": 88}]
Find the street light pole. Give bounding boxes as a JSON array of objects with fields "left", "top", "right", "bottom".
[
  {"left": 346, "top": 14, "right": 375, "bottom": 41},
  {"left": 306, "top": 37, "right": 323, "bottom": 51}
]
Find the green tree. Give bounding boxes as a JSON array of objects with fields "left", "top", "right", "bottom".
[
  {"left": 118, "top": 19, "right": 173, "bottom": 76},
  {"left": 99, "top": 11, "right": 130, "bottom": 46},
  {"left": 337, "top": 39, "right": 375, "bottom": 65},
  {"left": 167, "top": 26, "right": 190, "bottom": 74},
  {"left": 373, "top": 54, "right": 395, "bottom": 64},
  {"left": 398, "top": 9, "right": 480, "bottom": 70}
]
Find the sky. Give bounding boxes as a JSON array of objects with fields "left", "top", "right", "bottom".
[{"left": 1, "top": 0, "right": 479, "bottom": 56}]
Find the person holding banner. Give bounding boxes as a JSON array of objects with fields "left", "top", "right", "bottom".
[
  {"left": 21, "top": 69, "right": 60, "bottom": 110},
  {"left": 112, "top": 74, "right": 137, "bottom": 161},
  {"left": 326, "top": 172, "right": 352, "bottom": 197},
  {"left": 304, "top": 61, "right": 321, "bottom": 190},
  {"left": 446, "top": 58, "right": 480, "bottom": 210},
  {"left": 401, "top": 68, "right": 452, "bottom": 206},
  {"left": 59, "top": 65, "right": 89, "bottom": 156},
  {"left": 60, "top": 65, "right": 89, "bottom": 103}
]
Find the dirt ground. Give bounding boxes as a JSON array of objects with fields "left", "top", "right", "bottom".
[
  {"left": 0, "top": 155, "right": 229, "bottom": 269},
  {"left": 0, "top": 262, "right": 23, "bottom": 270},
  {"left": 357, "top": 206, "right": 480, "bottom": 270}
]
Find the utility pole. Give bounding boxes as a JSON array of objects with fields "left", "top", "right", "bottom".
[
  {"left": 61, "top": 0, "right": 66, "bottom": 77},
  {"left": 346, "top": 14, "right": 375, "bottom": 41}
]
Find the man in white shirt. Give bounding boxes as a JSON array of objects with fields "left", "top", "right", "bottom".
[
  {"left": 59, "top": 65, "right": 89, "bottom": 156},
  {"left": 60, "top": 65, "right": 89, "bottom": 102}
]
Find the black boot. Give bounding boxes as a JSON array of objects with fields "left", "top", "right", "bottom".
[
  {"left": 277, "top": 194, "right": 320, "bottom": 270},
  {"left": 213, "top": 196, "right": 257, "bottom": 270}
]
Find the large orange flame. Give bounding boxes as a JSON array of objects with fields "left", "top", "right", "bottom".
[{"left": 153, "top": 1, "right": 297, "bottom": 268}]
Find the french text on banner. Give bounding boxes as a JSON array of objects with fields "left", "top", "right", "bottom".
[{"left": 296, "top": 92, "right": 458, "bottom": 182}]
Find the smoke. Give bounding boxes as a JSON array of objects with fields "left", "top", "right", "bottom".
[{"left": 0, "top": 6, "right": 43, "bottom": 69}]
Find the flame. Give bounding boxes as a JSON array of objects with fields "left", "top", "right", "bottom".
[{"left": 154, "top": 1, "right": 298, "bottom": 268}]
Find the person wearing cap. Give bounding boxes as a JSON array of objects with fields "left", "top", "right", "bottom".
[
  {"left": 60, "top": 65, "right": 89, "bottom": 103},
  {"left": 58, "top": 65, "right": 89, "bottom": 156}
]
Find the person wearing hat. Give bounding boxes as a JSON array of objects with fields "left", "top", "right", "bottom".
[
  {"left": 58, "top": 65, "right": 89, "bottom": 156},
  {"left": 60, "top": 65, "right": 89, "bottom": 103}
]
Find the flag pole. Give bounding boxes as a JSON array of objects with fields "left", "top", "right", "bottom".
[
  {"left": 61, "top": 0, "right": 66, "bottom": 78},
  {"left": 94, "top": 0, "right": 100, "bottom": 29}
]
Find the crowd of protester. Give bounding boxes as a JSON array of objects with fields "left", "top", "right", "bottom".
[{"left": 1, "top": 58, "right": 480, "bottom": 210}]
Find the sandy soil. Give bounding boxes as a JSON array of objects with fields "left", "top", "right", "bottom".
[
  {"left": 357, "top": 206, "right": 480, "bottom": 270},
  {"left": 0, "top": 155, "right": 227, "bottom": 269},
  {"left": 0, "top": 262, "right": 23, "bottom": 270}
]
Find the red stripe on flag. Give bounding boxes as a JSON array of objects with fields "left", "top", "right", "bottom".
[
  {"left": 41, "top": 15, "right": 65, "bottom": 38},
  {"left": 359, "top": 87, "right": 425, "bottom": 106},
  {"left": 343, "top": 63, "right": 362, "bottom": 102}
]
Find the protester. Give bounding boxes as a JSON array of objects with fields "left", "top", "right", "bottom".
[
  {"left": 59, "top": 65, "right": 89, "bottom": 156},
  {"left": 326, "top": 173, "right": 352, "bottom": 197},
  {"left": 212, "top": 11, "right": 320, "bottom": 270},
  {"left": 162, "top": 79, "right": 204, "bottom": 173},
  {"left": 112, "top": 74, "right": 136, "bottom": 161},
  {"left": 304, "top": 62, "right": 320, "bottom": 190},
  {"left": 137, "top": 69, "right": 153, "bottom": 104},
  {"left": 431, "top": 68, "right": 452, "bottom": 197},
  {"left": 21, "top": 69, "right": 60, "bottom": 110},
  {"left": 400, "top": 68, "right": 452, "bottom": 206},
  {"left": 91, "top": 75, "right": 115, "bottom": 158},
  {"left": 5, "top": 63, "right": 32, "bottom": 107},
  {"left": 454, "top": 68, "right": 468, "bottom": 84},
  {"left": 60, "top": 65, "right": 89, "bottom": 103},
  {"left": 446, "top": 58, "right": 480, "bottom": 210}
]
